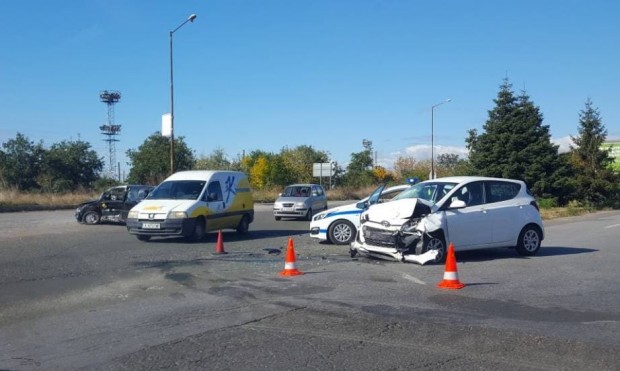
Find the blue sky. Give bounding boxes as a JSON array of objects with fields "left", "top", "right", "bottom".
[{"left": 1, "top": 0, "right": 618, "bottom": 177}]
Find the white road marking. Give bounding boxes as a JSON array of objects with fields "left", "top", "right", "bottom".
[
  {"left": 402, "top": 273, "right": 426, "bottom": 285},
  {"left": 604, "top": 223, "right": 620, "bottom": 229}
]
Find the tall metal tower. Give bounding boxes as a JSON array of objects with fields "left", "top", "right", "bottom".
[{"left": 99, "top": 90, "right": 121, "bottom": 178}]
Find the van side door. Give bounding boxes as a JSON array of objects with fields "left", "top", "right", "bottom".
[{"left": 202, "top": 180, "right": 225, "bottom": 231}]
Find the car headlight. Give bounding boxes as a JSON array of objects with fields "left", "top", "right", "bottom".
[
  {"left": 360, "top": 212, "right": 369, "bottom": 224},
  {"left": 128, "top": 210, "right": 139, "bottom": 219},
  {"left": 296, "top": 202, "right": 305, "bottom": 207},
  {"left": 168, "top": 211, "right": 188, "bottom": 219},
  {"left": 313, "top": 212, "right": 326, "bottom": 221}
]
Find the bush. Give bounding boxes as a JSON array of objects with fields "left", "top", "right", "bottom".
[{"left": 537, "top": 198, "right": 558, "bottom": 209}]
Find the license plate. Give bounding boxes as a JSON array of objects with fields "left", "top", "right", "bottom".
[{"left": 142, "top": 223, "right": 160, "bottom": 229}]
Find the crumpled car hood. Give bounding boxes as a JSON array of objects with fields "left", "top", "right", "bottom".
[{"left": 365, "top": 198, "right": 432, "bottom": 223}]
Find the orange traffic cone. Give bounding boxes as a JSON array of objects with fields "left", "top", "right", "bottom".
[
  {"left": 213, "top": 230, "right": 227, "bottom": 254},
  {"left": 437, "top": 243, "right": 465, "bottom": 289},
  {"left": 279, "top": 237, "right": 303, "bottom": 276}
]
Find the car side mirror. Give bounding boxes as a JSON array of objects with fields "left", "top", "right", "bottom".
[
  {"left": 450, "top": 199, "right": 466, "bottom": 209},
  {"left": 356, "top": 201, "right": 367, "bottom": 209}
]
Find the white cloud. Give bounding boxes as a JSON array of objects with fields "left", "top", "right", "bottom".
[
  {"left": 376, "top": 145, "right": 468, "bottom": 169},
  {"left": 552, "top": 136, "right": 574, "bottom": 153}
]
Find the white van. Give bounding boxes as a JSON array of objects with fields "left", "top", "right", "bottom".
[{"left": 126, "top": 170, "right": 254, "bottom": 242}]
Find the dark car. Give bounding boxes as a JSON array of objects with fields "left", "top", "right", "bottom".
[{"left": 75, "top": 185, "right": 153, "bottom": 225}]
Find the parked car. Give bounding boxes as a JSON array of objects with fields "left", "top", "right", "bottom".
[
  {"left": 309, "top": 183, "right": 413, "bottom": 245},
  {"left": 273, "top": 184, "right": 327, "bottom": 221},
  {"left": 350, "top": 176, "right": 544, "bottom": 264},
  {"left": 75, "top": 185, "right": 153, "bottom": 225}
]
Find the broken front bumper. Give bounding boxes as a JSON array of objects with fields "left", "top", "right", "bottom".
[{"left": 349, "top": 240, "right": 438, "bottom": 265}]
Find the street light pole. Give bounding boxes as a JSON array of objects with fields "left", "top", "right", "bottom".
[
  {"left": 169, "top": 13, "right": 197, "bottom": 175},
  {"left": 431, "top": 99, "right": 451, "bottom": 179}
]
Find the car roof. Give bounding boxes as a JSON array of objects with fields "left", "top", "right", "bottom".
[
  {"left": 285, "top": 184, "right": 321, "bottom": 187},
  {"left": 421, "top": 176, "right": 524, "bottom": 185}
]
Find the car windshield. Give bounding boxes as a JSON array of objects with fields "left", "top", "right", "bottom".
[
  {"left": 282, "top": 186, "right": 310, "bottom": 197},
  {"left": 147, "top": 180, "right": 205, "bottom": 200},
  {"left": 392, "top": 181, "right": 457, "bottom": 204}
]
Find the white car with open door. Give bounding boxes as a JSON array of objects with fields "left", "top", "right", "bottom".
[{"left": 350, "top": 176, "right": 544, "bottom": 264}]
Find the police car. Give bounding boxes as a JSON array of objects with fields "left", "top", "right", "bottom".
[{"left": 309, "top": 181, "right": 416, "bottom": 245}]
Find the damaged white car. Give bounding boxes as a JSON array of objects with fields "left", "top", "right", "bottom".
[{"left": 350, "top": 176, "right": 544, "bottom": 265}]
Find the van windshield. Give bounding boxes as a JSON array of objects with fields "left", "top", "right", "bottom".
[{"left": 147, "top": 180, "right": 206, "bottom": 200}]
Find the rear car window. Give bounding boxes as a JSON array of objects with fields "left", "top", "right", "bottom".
[{"left": 485, "top": 181, "right": 520, "bottom": 203}]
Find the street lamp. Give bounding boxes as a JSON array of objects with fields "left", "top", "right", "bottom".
[
  {"left": 431, "top": 99, "right": 451, "bottom": 179},
  {"left": 169, "top": 13, "right": 197, "bottom": 175}
]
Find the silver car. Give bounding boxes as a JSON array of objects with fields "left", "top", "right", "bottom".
[{"left": 273, "top": 184, "right": 328, "bottom": 221}]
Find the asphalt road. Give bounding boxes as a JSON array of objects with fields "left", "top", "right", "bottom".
[{"left": 0, "top": 205, "right": 619, "bottom": 370}]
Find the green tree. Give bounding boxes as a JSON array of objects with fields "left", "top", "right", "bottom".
[
  {"left": 570, "top": 99, "right": 619, "bottom": 207},
  {"left": 40, "top": 140, "right": 103, "bottom": 192},
  {"left": 0, "top": 133, "right": 45, "bottom": 190},
  {"left": 468, "top": 79, "right": 564, "bottom": 198},
  {"left": 436, "top": 153, "right": 471, "bottom": 177},
  {"left": 126, "top": 133, "right": 195, "bottom": 184},
  {"left": 195, "top": 148, "right": 232, "bottom": 170},
  {"left": 342, "top": 149, "right": 374, "bottom": 187},
  {"left": 279, "top": 145, "right": 330, "bottom": 185}
]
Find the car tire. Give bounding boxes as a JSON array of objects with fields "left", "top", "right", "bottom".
[
  {"left": 136, "top": 235, "right": 151, "bottom": 242},
  {"left": 305, "top": 208, "right": 313, "bottom": 221},
  {"left": 236, "top": 215, "right": 250, "bottom": 235},
  {"left": 187, "top": 218, "right": 206, "bottom": 242},
  {"left": 515, "top": 224, "right": 542, "bottom": 256},
  {"left": 83, "top": 210, "right": 101, "bottom": 225},
  {"left": 275, "top": 216, "right": 281, "bottom": 221},
  {"left": 328, "top": 220, "right": 356, "bottom": 245},
  {"left": 422, "top": 233, "right": 446, "bottom": 264}
]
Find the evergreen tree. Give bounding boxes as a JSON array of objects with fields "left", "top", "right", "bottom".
[
  {"left": 570, "top": 99, "right": 619, "bottom": 207},
  {"left": 468, "top": 79, "right": 564, "bottom": 198}
]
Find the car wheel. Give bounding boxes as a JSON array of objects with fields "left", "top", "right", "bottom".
[
  {"left": 423, "top": 234, "right": 446, "bottom": 264},
  {"left": 328, "top": 220, "right": 356, "bottom": 245},
  {"left": 236, "top": 215, "right": 250, "bottom": 235},
  {"left": 515, "top": 225, "right": 542, "bottom": 256},
  {"left": 136, "top": 235, "right": 151, "bottom": 242},
  {"left": 187, "top": 218, "right": 206, "bottom": 242},
  {"left": 83, "top": 211, "right": 101, "bottom": 225},
  {"left": 305, "top": 208, "right": 313, "bottom": 221},
  {"left": 275, "top": 216, "right": 282, "bottom": 221}
]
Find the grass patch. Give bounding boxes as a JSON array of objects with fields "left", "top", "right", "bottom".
[
  {"left": 0, "top": 189, "right": 98, "bottom": 211},
  {"left": 539, "top": 207, "right": 590, "bottom": 220}
]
